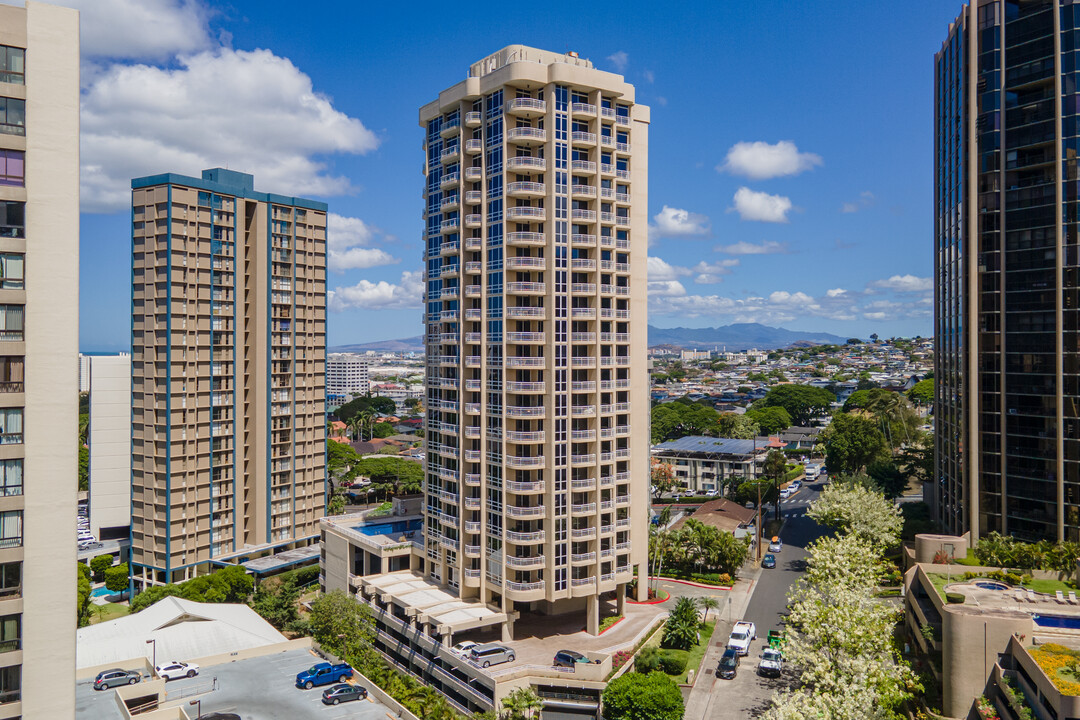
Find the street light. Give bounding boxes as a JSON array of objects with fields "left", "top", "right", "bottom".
[
  {"left": 189, "top": 699, "right": 201, "bottom": 720},
  {"left": 145, "top": 638, "right": 156, "bottom": 668}
]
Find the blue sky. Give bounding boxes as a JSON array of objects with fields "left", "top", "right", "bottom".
[{"left": 70, "top": 0, "right": 951, "bottom": 351}]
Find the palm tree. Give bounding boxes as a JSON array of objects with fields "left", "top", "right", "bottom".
[
  {"left": 500, "top": 686, "right": 544, "bottom": 720},
  {"left": 348, "top": 415, "right": 364, "bottom": 442},
  {"left": 698, "top": 596, "right": 720, "bottom": 623}
]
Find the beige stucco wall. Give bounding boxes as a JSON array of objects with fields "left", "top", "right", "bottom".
[{"left": 89, "top": 354, "right": 133, "bottom": 537}]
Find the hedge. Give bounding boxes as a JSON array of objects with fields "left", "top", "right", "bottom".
[
  {"left": 945, "top": 592, "right": 966, "bottom": 604},
  {"left": 636, "top": 648, "right": 689, "bottom": 675}
]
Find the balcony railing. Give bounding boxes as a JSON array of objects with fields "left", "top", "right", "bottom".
[
  {"left": 505, "top": 579, "right": 545, "bottom": 592},
  {"left": 506, "top": 555, "right": 545, "bottom": 568}
]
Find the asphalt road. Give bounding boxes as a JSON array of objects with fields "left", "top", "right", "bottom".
[{"left": 699, "top": 482, "right": 829, "bottom": 720}]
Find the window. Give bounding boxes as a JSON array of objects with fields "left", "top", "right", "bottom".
[
  {"left": 0, "top": 563, "right": 20, "bottom": 599},
  {"left": 0, "top": 512, "right": 18, "bottom": 549},
  {"left": 0, "top": 306, "right": 22, "bottom": 342},
  {"left": 0, "top": 47, "right": 23, "bottom": 85},
  {"left": 0, "top": 150, "right": 21, "bottom": 187},
  {"left": 0, "top": 254, "right": 21, "bottom": 289},
  {"left": 0, "top": 411, "right": 19, "bottom": 446},
  {"left": 0, "top": 664, "right": 18, "bottom": 704},
  {"left": 0, "top": 358, "right": 22, "bottom": 393},
  {"left": 0, "top": 203, "right": 22, "bottom": 238},
  {"left": 0, "top": 615, "right": 18, "bottom": 653},
  {"left": 0, "top": 98, "right": 23, "bottom": 136}
]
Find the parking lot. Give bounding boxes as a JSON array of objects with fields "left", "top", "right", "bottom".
[{"left": 75, "top": 647, "right": 391, "bottom": 720}]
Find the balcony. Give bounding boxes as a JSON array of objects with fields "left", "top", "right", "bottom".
[
  {"left": 507, "top": 97, "right": 547, "bottom": 116},
  {"left": 571, "top": 551, "right": 596, "bottom": 564},
  {"left": 507, "top": 479, "right": 545, "bottom": 493},
  {"left": 571, "top": 331, "right": 596, "bottom": 342},
  {"left": 507, "top": 181, "right": 546, "bottom": 198},
  {"left": 506, "top": 206, "right": 545, "bottom": 221},
  {"left": 506, "top": 405, "right": 545, "bottom": 418},
  {"left": 465, "top": 111, "right": 482, "bottom": 127},
  {"left": 506, "top": 305, "right": 545, "bottom": 319},
  {"left": 507, "top": 127, "right": 547, "bottom": 145},
  {"left": 506, "top": 430, "right": 545, "bottom": 443},
  {"left": 507, "top": 231, "right": 546, "bottom": 246},
  {"left": 464, "top": 473, "right": 481, "bottom": 486},
  {"left": 465, "top": 285, "right": 482, "bottom": 297},
  {"left": 506, "top": 256, "right": 546, "bottom": 270},
  {"left": 570, "top": 357, "right": 597, "bottom": 368},
  {"left": 506, "top": 281, "right": 545, "bottom": 295},
  {"left": 571, "top": 234, "right": 596, "bottom": 247},
  {"left": 571, "top": 502, "right": 596, "bottom": 515},
  {"left": 506, "top": 505, "right": 546, "bottom": 518},
  {"left": 571, "top": 102, "right": 597, "bottom": 118},
  {"left": 464, "top": 214, "right": 483, "bottom": 228},
  {"left": 571, "top": 526, "right": 596, "bottom": 539},
  {"left": 571, "top": 576, "right": 596, "bottom": 587},
  {"left": 439, "top": 172, "right": 460, "bottom": 189},
  {"left": 570, "top": 306, "right": 595, "bottom": 319},
  {"left": 441, "top": 145, "right": 460, "bottom": 163},
  {"left": 440, "top": 118, "right": 460, "bottom": 137},
  {"left": 506, "top": 529, "right": 545, "bottom": 543},
  {"left": 571, "top": 131, "right": 597, "bottom": 146},
  {"left": 571, "top": 454, "right": 596, "bottom": 466},
  {"left": 464, "top": 166, "right": 483, "bottom": 182},
  {"left": 506, "top": 555, "right": 545, "bottom": 568},
  {"left": 464, "top": 497, "right": 481, "bottom": 510},
  {"left": 570, "top": 209, "right": 596, "bottom": 222},
  {"left": 465, "top": 139, "right": 483, "bottom": 154},
  {"left": 441, "top": 195, "right": 460, "bottom": 212},
  {"left": 464, "top": 191, "right": 483, "bottom": 204},
  {"left": 570, "top": 258, "right": 596, "bottom": 271},
  {"left": 507, "top": 331, "right": 545, "bottom": 344},
  {"left": 505, "top": 579, "right": 545, "bottom": 593},
  {"left": 571, "top": 184, "right": 596, "bottom": 198},
  {"left": 506, "top": 381, "right": 545, "bottom": 393},
  {"left": 571, "top": 477, "right": 596, "bottom": 490},
  {"left": 507, "top": 454, "right": 545, "bottom": 469},
  {"left": 507, "top": 156, "right": 545, "bottom": 173},
  {"left": 440, "top": 219, "right": 459, "bottom": 234},
  {"left": 571, "top": 405, "right": 596, "bottom": 417},
  {"left": 570, "top": 429, "right": 596, "bottom": 441},
  {"left": 571, "top": 160, "right": 596, "bottom": 175},
  {"left": 504, "top": 356, "right": 544, "bottom": 368},
  {"left": 440, "top": 263, "right": 459, "bottom": 278},
  {"left": 464, "top": 237, "right": 483, "bottom": 250},
  {"left": 464, "top": 260, "right": 482, "bottom": 273}
]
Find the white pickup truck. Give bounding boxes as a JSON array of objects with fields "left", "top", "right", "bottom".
[{"left": 727, "top": 621, "right": 756, "bottom": 656}]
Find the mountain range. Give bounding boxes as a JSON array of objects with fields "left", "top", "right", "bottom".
[{"left": 331, "top": 323, "right": 849, "bottom": 354}]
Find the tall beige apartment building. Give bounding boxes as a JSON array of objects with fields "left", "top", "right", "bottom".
[
  {"left": 420, "top": 45, "right": 650, "bottom": 632},
  {"left": 130, "top": 169, "right": 328, "bottom": 588},
  {"left": 0, "top": 1, "right": 80, "bottom": 717}
]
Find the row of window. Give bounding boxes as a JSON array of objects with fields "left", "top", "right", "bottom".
[{"left": 0, "top": 46, "right": 23, "bottom": 86}]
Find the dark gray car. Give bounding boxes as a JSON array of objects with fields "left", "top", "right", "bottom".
[
  {"left": 321, "top": 683, "right": 368, "bottom": 705},
  {"left": 93, "top": 668, "right": 141, "bottom": 690}
]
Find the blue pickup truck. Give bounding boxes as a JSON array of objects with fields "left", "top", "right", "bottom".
[{"left": 296, "top": 662, "right": 353, "bottom": 689}]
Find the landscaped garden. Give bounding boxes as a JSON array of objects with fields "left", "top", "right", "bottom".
[
  {"left": 1028, "top": 644, "right": 1080, "bottom": 696},
  {"left": 635, "top": 596, "right": 718, "bottom": 685}
]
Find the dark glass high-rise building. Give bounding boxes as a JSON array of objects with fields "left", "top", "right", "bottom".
[{"left": 935, "top": 0, "right": 1080, "bottom": 542}]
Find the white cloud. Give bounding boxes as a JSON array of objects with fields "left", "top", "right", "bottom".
[
  {"left": 715, "top": 240, "right": 786, "bottom": 255},
  {"left": 718, "top": 141, "right": 822, "bottom": 180},
  {"left": 64, "top": 0, "right": 213, "bottom": 62},
  {"left": 647, "top": 280, "right": 687, "bottom": 298},
  {"left": 863, "top": 312, "right": 887, "bottom": 320},
  {"left": 730, "top": 187, "right": 793, "bottom": 223},
  {"left": 328, "top": 270, "right": 424, "bottom": 312},
  {"left": 826, "top": 288, "right": 848, "bottom": 298},
  {"left": 841, "top": 190, "right": 875, "bottom": 214},
  {"left": 607, "top": 51, "right": 628, "bottom": 72},
  {"left": 872, "top": 275, "right": 932, "bottom": 293},
  {"left": 326, "top": 213, "right": 399, "bottom": 272},
  {"left": 648, "top": 256, "right": 737, "bottom": 285},
  {"left": 655, "top": 96, "right": 668, "bottom": 107},
  {"left": 81, "top": 48, "right": 379, "bottom": 212},
  {"left": 651, "top": 205, "right": 710, "bottom": 238},
  {"left": 642, "top": 70, "right": 655, "bottom": 83}
]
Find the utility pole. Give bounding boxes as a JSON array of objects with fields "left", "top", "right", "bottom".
[{"left": 756, "top": 482, "right": 762, "bottom": 562}]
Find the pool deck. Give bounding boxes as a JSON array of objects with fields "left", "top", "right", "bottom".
[{"left": 945, "top": 580, "right": 1080, "bottom": 616}]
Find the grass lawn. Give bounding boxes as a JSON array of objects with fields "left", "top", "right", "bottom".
[
  {"left": 927, "top": 571, "right": 1076, "bottom": 599},
  {"left": 676, "top": 620, "right": 716, "bottom": 684},
  {"left": 954, "top": 549, "right": 981, "bottom": 566},
  {"left": 89, "top": 602, "right": 128, "bottom": 624}
]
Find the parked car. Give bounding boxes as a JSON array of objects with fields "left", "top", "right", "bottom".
[
  {"left": 768, "top": 538, "right": 783, "bottom": 553},
  {"left": 727, "top": 621, "right": 756, "bottom": 656},
  {"left": 468, "top": 643, "right": 516, "bottom": 668},
  {"left": 93, "top": 669, "right": 141, "bottom": 690},
  {"left": 789, "top": 480, "right": 801, "bottom": 491},
  {"left": 717, "top": 648, "right": 740, "bottom": 679},
  {"left": 78, "top": 540, "right": 103, "bottom": 551},
  {"left": 758, "top": 648, "right": 783, "bottom": 678},
  {"left": 761, "top": 553, "right": 776, "bottom": 569},
  {"left": 321, "top": 683, "right": 368, "bottom": 705},
  {"left": 296, "top": 662, "right": 352, "bottom": 689},
  {"left": 553, "top": 649, "right": 589, "bottom": 668},
  {"left": 449, "top": 640, "right": 478, "bottom": 657},
  {"left": 155, "top": 661, "right": 199, "bottom": 680}
]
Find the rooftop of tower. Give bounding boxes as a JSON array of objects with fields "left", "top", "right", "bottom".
[{"left": 468, "top": 45, "right": 594, "bottom": 78}]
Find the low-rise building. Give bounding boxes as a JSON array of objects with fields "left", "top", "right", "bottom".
[
  {"left": 669, "top": 498, "right": 756, "bottom": 538},
  {"left": 651, "top": 436, "right": 769, "bottom": 494}
]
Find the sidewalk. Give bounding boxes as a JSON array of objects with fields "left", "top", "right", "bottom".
[{"left": 682, "top": 559, "right": 764, "bottom": 719}]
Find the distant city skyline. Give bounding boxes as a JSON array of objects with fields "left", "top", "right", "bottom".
[{"left": 67, "top": 0, "right": 945, "bottom": 351}]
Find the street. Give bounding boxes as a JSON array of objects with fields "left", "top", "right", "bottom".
[{"left": 684, "top": 482, "right": 829, "bottom": 720}]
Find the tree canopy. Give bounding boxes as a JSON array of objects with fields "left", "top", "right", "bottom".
[
  {"left": 602, "top": 671, "right": 685, "bottom": 720},
  {"left": 757, "top": 385, "right": 835, "bottom": 425},
  {"left": 335, "top": 394, "right": 397, "bottom": 422},
  {"left": 651, "top": 400, "right": 720, "bottom": 444},
  {"left": 906, "top": 378, "right": 934, "bottom": 406},
  {"left": 821, "top": 413, "right": 889, "bottom": 475},
  {"left": 128, "top": 565, "right": 254, "bottom": 613},
  {"left": 806, "top": 481, "right": 902, "bottom": 548},
  {"left": 745, "top": 406, "right": 792, "bottom": 435},
  {"left": 715, "top": 412, "right": 759, "bottom": 439}
]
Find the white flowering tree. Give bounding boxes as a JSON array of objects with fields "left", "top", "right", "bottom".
[{"left": 806, "top": 481, "right": 902, "bottom": 548}]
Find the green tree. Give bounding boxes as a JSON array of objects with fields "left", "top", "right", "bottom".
[
  {"left": 500, "top": 686, "right": 544, "bottom": 720},
  {"left": 78, "top": 444, "right": 89, "bottom": 491},
  {"left": 807, "top": 482, "right": 902, "bottom": 548},
  {"left": 336, "top": 394, "right": 397, "bottom": 423},
  {"left": 715, "top": 412, "right": 759, "bottom": 439},
  {"left": 327, "top": 493, "right": 346, "bottom": 515},
  {"left": 327, "top": 439, "right": 361, "bottom": 489},
  {"left": 602, "top": 672, "right": 685, "bottom": 720},
  {"left": 309, "top": 589, "right": 375, "bottom": 661},
  {"left": 763, "top": 449, "right": 788, "bottom": 520},
  {"left": 77, "top": 574, "right": 92, "bottom": 627},
  {"left": 90, "top": 554, "right": 113, "bottom": 582},
  {"left": 372, "top": 421, "right": 395, "bottom": 439},
  {"left": 661, "top": 596, "right": 701, "bottom": 650},
  {"left": 745, "top": 406, "right": 792, "bottom": 435},
  {"left": 841, "top": 389, "right": 871, "bottom": 412},
  {"left": 907, "top": 378, "right": 934, "bottom": 406},
  {"left": 758, "top": 385, "right": 835, "bottom": 425},
  {"left": 866, "top": 460, "right": 907, "bottom": 499},
  {"left": 651, "top": 462, "right": 678, "bottom": 498},
  {"left": 104, "top": 563, "right": 128, "bottom": 593},
  {"left": 697, "top": 596, "right": 720, "bottom": 622},
  {"left": 251, "top": 575, "right": 301, "bottom": 630},
  {"left": 128, "top": 584, "right": 185, "bottom": 613},
  {"left": 821, "top": 413, "right": 888, "bottom": 475}
]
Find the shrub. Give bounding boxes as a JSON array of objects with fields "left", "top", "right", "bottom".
[
  {"left": 104, "top": 563, "right": 129, "bottom": 593},
  {"left": 657, "top": 649, "right": 689, "bottom": 675},
  {"left": 945, "top": 592, "right": 965, "bottom": 604},
  {"left": 603, "top": 671, "right": 684, "bottom": 720},
  {"left": 78, "top": 562, "right": 91, "bottom": 582},
  {"left": 90, "top": 554, "right": 113, "bottom": 582},
  {"left": 294, "top": 564, "right": 320, "bottom": 586},
  {"left": 635, "top": 647, "right": 661, "bottom": 673}
]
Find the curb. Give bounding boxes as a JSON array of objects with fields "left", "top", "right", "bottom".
[
  {"left": 598, "top": 616, "right": 626, "bottom": 635},
  {"left": 650, "top": 576, "right": 733, "bottom": 591}
]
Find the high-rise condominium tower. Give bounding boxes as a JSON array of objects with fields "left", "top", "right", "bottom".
[
  {"left": 130, "top": 169, "right": 328, "bottom": 588},
  {"left": 935, "top": 0, "right": 1080, "bottom": 541},
  {"left": 0, "top": 1, "right": 79, "bottom": 716},
  {"left": 420, "top": 45, "right": 650, "bottom": 631}
]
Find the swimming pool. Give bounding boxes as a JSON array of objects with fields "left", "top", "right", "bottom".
[
  {"left": 976, "top": 582, "right": 1009, "bottom": 591},
  {"left": 353, "top": 519, "right": 422, "bottom": 537},
  {"left": 90, "top": 586, "right": 116, "bottom": 599},
  {"left": 1033, "top": 614, "right": 1080, "bottom": 629}
]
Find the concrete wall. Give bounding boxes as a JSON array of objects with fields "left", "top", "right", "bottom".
[
  {"left": 914, "top": 533, "right": 970, "bottom": 564},
  {"left": 89, "top": 354, "right": 132, "bottom": 538}
]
